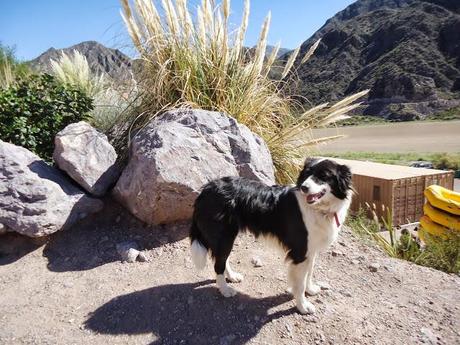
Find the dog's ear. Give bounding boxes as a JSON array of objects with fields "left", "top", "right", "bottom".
[
  {"left": 336, "top": 164, "right": 352, "bottom": 198},
  {"left": 303, "top": 157, "right": 319, "bottom": 169},
  {"left": 296, "top": 157, "right": 318, "bottom": 187}
]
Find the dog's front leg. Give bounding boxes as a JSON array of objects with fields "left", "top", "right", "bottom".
[
  {"left": 288, "top": 261, "right": 315, "bottom": 314},
  {"left": 305, "top": 253, "right": 321, "bottom": 296}
]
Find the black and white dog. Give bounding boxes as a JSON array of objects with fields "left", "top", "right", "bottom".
[{"left": 189, "top": 158, "right": 352, "bottom": 314}]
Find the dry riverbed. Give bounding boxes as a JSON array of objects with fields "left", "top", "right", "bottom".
[{"left": 312, "top": 121, "right": 460, "bottom": 153}]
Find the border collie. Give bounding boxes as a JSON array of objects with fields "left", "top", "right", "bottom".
[{"left": 189, "top": 158, "right": 352, "bottom": 314}]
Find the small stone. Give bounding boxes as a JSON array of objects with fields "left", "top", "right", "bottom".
[
  {"left": 116, "top": 241, "right": 140, "bottom": 263},
  {"left": 351, "top": 259, "right": 360, "bottom": 265},
  {"left": 420, "top": 327, "right": 438, "bottom": 344},
  {"left": 251, "top": 257, "right": 263, "bottom": 267},
  {"left": 341, "top": 290, "right": 352, "bottom": 297},
  {"left": 0, "top": 223, "right": 6, "bottom": 235},
  {"left": 220, "top": 334, "right": 236, "bottom": 345},
  {"left": 369, "top": 263, "right": 381, "bottom": 272},
  {"left": 317, "top": 281, "right": 331, "bottom": 290},
  {"left": 331, "top": 250, "right": 344, "bottom": 257},
  {"left": 137, "top": 252, "right": 148, "bottom": 262}
]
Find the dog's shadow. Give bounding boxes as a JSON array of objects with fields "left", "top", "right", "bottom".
[{"left": 85, "top": 280, "right": 295, "bottom": 344}]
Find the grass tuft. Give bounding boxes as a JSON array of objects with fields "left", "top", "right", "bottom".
[{"left": 120, "top": 0, "right": 367, "bottom": 183}]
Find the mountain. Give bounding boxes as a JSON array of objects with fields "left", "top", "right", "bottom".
[
  {"left": 265, "top": 45, "right": 291, "bottom": 58},
  {"left": 29, "top": 41, "right": 133, "bottom": 81},
  {"left": 288, "top": 0, "right": 460, "bottom": 120}
]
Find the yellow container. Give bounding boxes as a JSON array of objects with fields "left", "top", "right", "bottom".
[
  {"left": 419, "top": 215, "right": 450, "bottom": 240},
  {"left": 424, "top": 185, "right": 460, "bottom": 216},
  {"left": 423, "top": 202, "right": 460, "bottom": 231}
]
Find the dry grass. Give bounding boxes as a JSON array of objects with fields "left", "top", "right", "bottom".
[
  {"left": 121, "top": 0, "right": 368, "bottom": 182},
  {"left": 50, "top": 50, "right": 106, "bottom": 97}
]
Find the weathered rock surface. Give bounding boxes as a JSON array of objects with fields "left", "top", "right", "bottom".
[
  {"left": 53, "top": 121, "right": 119, "bottom": 196},
  {"left": 114, "top": 108, "right": 275, "bottom": 224},
  {"left": 0, "top": 140, "right": 104, "bottom": 237}
]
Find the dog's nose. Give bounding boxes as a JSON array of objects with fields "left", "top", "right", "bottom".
[{"left": 300, "top": 185, "right": 309, "bottom": 193}]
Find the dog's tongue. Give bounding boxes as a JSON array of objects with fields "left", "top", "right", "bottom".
[{"left": 307, "top": 193, "right": 321, "bottom": 203}]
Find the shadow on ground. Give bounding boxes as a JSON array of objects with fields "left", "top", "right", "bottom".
[
  {"left": 1, "top": 198, "right": 189, "bottom": 272},
  {"left": 85, "top": 280, "right": 295, "bottom": 345}
]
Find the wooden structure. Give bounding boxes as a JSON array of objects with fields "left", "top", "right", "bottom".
[{"left": 330, "top": 158, "right": 454, "bottom": 226}]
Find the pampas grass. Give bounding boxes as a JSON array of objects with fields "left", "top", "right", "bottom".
[
  {"left": 121, "top": 0, "right": 368, "bottom": 182},
  {"left": 51, "top": 50, "right": 106, "bottom": 97}
]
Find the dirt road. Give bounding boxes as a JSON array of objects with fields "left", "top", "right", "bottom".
[
  {"left": 1, "top": 200, "right": 459, "bottom": 344},
  {"left": 312, "top": 121, "right": 460, "bottom": 153}
]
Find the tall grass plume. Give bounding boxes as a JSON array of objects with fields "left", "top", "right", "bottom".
[{"left": 121, "top": 0, "right": 368, "bottom": 182}]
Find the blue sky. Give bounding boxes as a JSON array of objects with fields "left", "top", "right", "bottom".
[{"left": 0, "top": 0, "right": 356, "bottom": 61}]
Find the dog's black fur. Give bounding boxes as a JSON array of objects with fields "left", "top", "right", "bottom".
[{"left": 189, "top": 158, "right": 352, "bottom": 277}]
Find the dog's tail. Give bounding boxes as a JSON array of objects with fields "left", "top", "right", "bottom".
[{"left": 190, "top": 220, "right": 208, "bottom": 270}]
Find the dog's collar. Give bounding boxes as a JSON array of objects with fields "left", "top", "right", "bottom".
[{"left": 334, "top": 212, "right": 340, "bottom": 227}]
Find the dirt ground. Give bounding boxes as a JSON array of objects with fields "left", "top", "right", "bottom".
[
  {"left": 312, "top": 121, "right": 460, "bottom": 153},
  {"left": 1, "top": 199, "right": 459, "bottom": 345}
]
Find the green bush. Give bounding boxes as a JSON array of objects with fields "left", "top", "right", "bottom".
[{"left": 0, "top": 73, "right": 93, "bottom": 160}]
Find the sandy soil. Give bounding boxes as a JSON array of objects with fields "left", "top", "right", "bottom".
[
  {"left": 1, "top": 200, "right": 459, "bottom": 345},
  {"left": 311, "top": 121, "right": 460, "bottom": 153}
]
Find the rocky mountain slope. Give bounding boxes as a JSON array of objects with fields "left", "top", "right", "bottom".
[
  {"left": 288, "top": 0, "right": 460, "bottom": 120},
  {"left": 29, "top": 41, "right": 133, "bottom": 81}
]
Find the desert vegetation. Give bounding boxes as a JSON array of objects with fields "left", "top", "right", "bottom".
[
  {"left": 119, "top": 0, "right": 367, "bottom": 182},
  {"left": 348, "top": 207, "right": 460, "bottom": 274}
]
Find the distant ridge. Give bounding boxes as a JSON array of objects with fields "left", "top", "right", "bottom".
[{"left": 29, "top": 41, "right": 133, "bottom": 81}]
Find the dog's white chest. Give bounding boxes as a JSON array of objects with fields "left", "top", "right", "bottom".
[{"left": 295, "top": 192, "right": 347, "bottom": 253}]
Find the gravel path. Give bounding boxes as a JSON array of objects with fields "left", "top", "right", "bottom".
[{"left": 1, "top": 200, "right": 459, "bottom": 344}]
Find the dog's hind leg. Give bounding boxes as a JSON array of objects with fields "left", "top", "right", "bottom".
[
  {"left": 225, "top": 259, "right": 243, "bottom": 283},
  {"left": 215, "top": 257, "right": 237, "bottom": 297},
  {"left": 213, "top": 226, "right": 239, "bottom": 297},
  {"left": 305, "top": 253, "right": 320, "bottom": 296},
  {"left": 288, "top": 260, "right": 316, "bottom": 314}
]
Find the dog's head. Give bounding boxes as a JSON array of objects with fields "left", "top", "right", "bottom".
[{"left": 296, "top": 158, "right": 352, "bottom": 206}]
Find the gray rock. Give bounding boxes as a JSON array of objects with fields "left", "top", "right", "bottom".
[
  {"left": 54, "top": 121, "right": 119, "bottom": 196},
  {"left": 0, "top": 140, "right": 103, "bottom": 237},
  {"left": 116, "top": 241, "right": 140, "bottom": 263},
  {"left": 137, "top": 251, "right": 148, "bottom": 262},
  {"left": 114, "top": 109, "right": 275, "bottom": 224},
  {"left": 369, "top": 263, "right": 381, "bottom": 272},
  {"left": 251, "top": 256, "right": 263, "bottom": 268}
]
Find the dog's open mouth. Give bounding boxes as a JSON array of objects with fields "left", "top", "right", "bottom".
[{"left": 305, "top": 190, "right": 326, "bottom": 204}]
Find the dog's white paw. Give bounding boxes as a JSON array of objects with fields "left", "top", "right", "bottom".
[
  {"left": 296, "top": 298, "right": 316, "bottom": 314},
  {"left": 219, "top": 285, "right": 237, "bottom": 297},
  {"left": 306, "top": 283, "right": 321, "bottom": 296},
  {"left": 226, "top": 271, "right": 244, "bottom": 283}
]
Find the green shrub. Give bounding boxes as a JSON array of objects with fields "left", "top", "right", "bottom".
[{"left": 0, "top": 73, "right": 93, "bottom": 160}]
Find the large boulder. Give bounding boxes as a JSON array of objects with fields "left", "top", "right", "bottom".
[
  {"left": 0, "top": 140, "right": 104, "bottom": 237},
  {"left": 114, "top": 108, "right": 275, "bottom": 224},
  {"left": 53, "top": 121, "right": 119, "bottom": 196}
]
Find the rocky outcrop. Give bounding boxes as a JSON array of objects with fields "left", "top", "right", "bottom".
[
  {"left": 53, "top": 121, "right": 119, "bottom": 197},
  {"left": 285, "top": 0, "right": 460, "bottom": 119},
  {"left": 0, "top": 141, "right": 103, "bottom": 237},
  {"left": 113, "top": 109, "right": 275, "bottom": 225}
]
